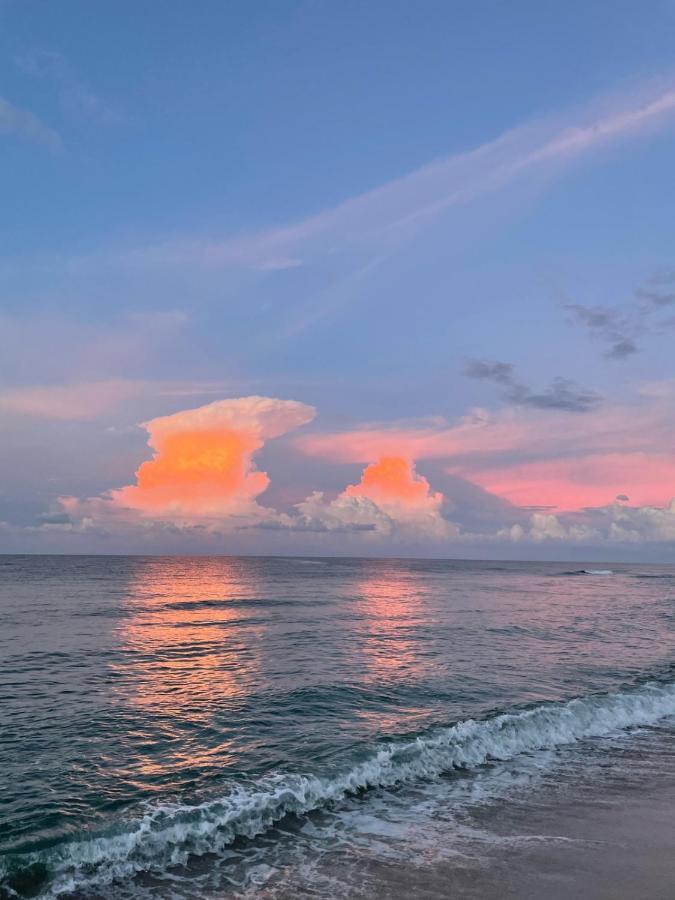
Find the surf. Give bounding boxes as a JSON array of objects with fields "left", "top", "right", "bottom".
[{"left": 4, "top": 677, "right": 675, "bottom": 898}]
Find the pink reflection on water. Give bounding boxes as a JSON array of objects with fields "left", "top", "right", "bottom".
[
  {"left": 352, "top": 563, "right": 441, "bottom": 730},
  {"left": 114, "top": 558, "right": 263, "bottom": 718}
]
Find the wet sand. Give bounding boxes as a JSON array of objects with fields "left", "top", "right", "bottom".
[
  {"left": 389, "top": 780, "right": 675, "bottom": 900},
  {"left": 255, "top": 729, "right": 675, "bottom": 900},
  {"left": 293, "top": 782, "right": 675, "bottom": 899}
]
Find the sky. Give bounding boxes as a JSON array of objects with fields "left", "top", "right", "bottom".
[{"left": 2, "top": 1, "right": 675, "bottom": 560}]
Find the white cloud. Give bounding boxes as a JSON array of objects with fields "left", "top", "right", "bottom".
[
  {"left": 603, "top": 499, "right": 675, "bottom": 542},
  {"left": 497, "top": 500, "right": 675, "bottom": 545},
  {"left": 292, "top": 491, "right": 393, "bottom": 534},
  {"left": 523, "top": 512, "right": 600, "bottom": 543},
  {"left": 15, "top": 48, "right": 117, "bottom": 125}
]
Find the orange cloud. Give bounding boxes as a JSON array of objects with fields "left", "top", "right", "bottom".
[
  {"left": 340, "top": 456, "right": 449, "bottom": 537},
  {"left": 345, "top": 456, "right": 442, "bottom": 508},
  {"left": 113, "top": 396, "right": 315, "bottom": 518},
  {"left": 290, "top": 457, "right": 452, "bottom": 539}
]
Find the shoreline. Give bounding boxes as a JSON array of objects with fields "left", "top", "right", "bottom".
[{"left": 249, "top": 727, "right": 675, "bottom": 899}]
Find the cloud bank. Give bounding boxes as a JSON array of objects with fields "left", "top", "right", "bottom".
[{"left": 4, "top": 389, "right": 674, "bottom": 555}]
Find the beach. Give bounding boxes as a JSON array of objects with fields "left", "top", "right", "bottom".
[
  {"left": 265, "top": 738, "right": 675, "bottom": 900},
  {"left": 1, "top": 555, "right": 674, "bottom": 898}
]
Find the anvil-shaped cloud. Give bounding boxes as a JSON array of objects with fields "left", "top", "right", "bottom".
[{"left": 112, "top": 396, "right": 316, "bottom": 518}]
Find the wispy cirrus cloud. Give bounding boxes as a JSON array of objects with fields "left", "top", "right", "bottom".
[
  {"left": 20, "top": 75, "right": 675, "bottom": 340},
  {"left": 15, "top": 48, "right": 118, "bottom": 125},
  {"left": 0, "top": 378, "right": 242, "bottom": 421},
  {"left": 143, "top": 78, "right": 675, "bottom": 275},
  {"left": 0, "top": 95, "right": 61, "bottom": 148},
  {"left": 0, "top": 307, "right": 191, "bottom": 391}
]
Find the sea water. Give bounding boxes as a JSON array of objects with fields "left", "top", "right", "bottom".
[{"left": 1, "top": 555, "right": 674, "bottom": 898}]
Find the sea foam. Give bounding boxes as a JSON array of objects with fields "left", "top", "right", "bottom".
[{"left": 5, "top": 678, "right": 675, "bottom": 898}]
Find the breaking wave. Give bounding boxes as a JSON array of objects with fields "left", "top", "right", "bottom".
[
  {"left": 561, "top": 568, "right": 614, "bottom": 576},
  {"left": 3, "top": 678, "right": 675, "bottom": 898}
]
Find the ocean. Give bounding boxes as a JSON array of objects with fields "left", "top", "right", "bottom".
[{"left": 1, "top": 555, "right": 675, "bottom": 899}]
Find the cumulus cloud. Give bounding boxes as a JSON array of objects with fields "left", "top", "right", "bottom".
[
  {"left": 46, "top": 404, "right": 456, "bottom": 543},
  {"left": 290, "top": 457, "right": 455, "bottom": 539},
  {"left": 291, "top": 492, "right": 391, "bottom": 534},
  {"left": 15, "top": 386, "right": 675, "bottom": 552},
  {"left": 344, "top": 457, "right": 447, "bottom": 531},
  {"left": 500, "top": 512, "right": 599, "bottom": 544},
  {"left": 602, "top": 499, "right": 675, "bottom": 543},
  {"left": 111, "top": 396, "right": 316, "bottom": 520},
  {"left": 498, "top": 498, "right": 675, "bottom": 546},
  {"left": 464, "top": 358, "right": 601, "bottom": 412}
]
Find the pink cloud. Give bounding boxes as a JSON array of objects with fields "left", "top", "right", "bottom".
[
  {"left": 0, "top": 379, "right": 143, "bottom": 420},
  {"left": 464, "top": 453, "right": 675, "bottom": 512},
  {"left": 297, "top": 391, "right": 675, "bottom": 513}
]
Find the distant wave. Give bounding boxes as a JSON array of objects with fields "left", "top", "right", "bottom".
[
  {"left": 632, "top": 573, "right": 675, "bottom": 580},
  {"left": 283, "top": 558, "right": 326, "bottom": 565},
  {"left": 561, "top": 569, "right": 614, "bottom": 576},
  {"left": 4, "top": 678, "right": 675, "bottom": 898}
]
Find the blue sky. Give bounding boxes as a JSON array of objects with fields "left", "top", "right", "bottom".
[{"left": 3, "top": 1, "right": 675, "bottom": 558}]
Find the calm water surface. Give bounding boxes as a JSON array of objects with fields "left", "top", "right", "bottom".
[{"left": 1, "top": 555, "right": 674, "bottom": 897}]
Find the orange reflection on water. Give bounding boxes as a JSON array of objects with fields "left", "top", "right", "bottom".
[
  {"left": 355, "top": 564, "right": 434, "bottom": 680},
  {"left": 353, "top": 563, "right": 439, "bottom": 732},
  {"left": 114, "top": 558, "right": 262, "bottom": 719}
]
